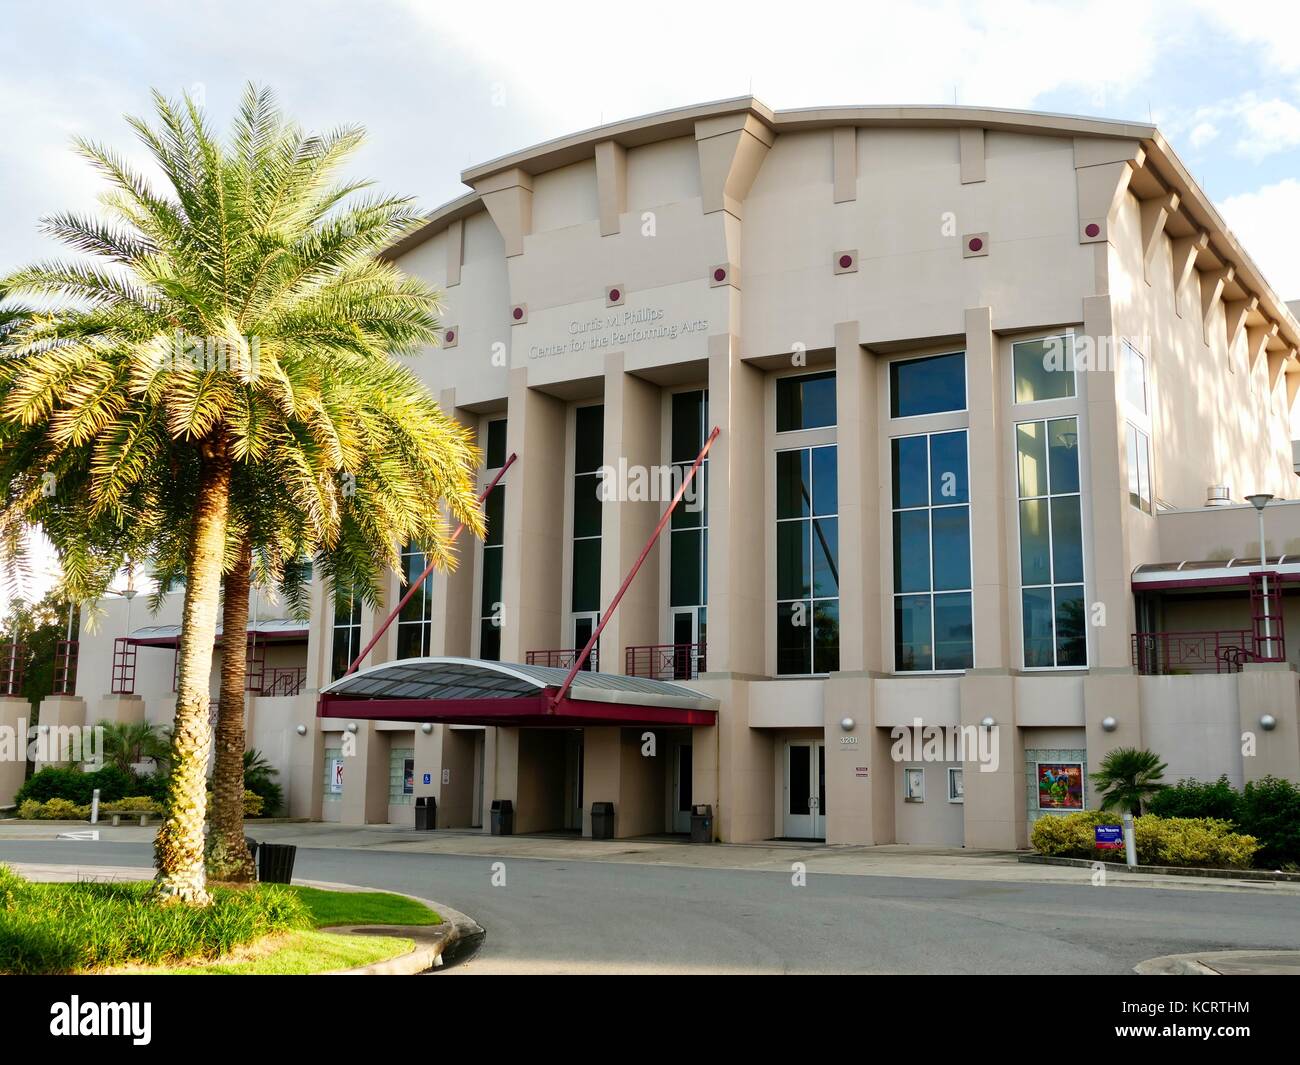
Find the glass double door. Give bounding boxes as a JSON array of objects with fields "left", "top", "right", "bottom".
[{"left": 783, "top": 740, "right": 827, "bottom": 839}]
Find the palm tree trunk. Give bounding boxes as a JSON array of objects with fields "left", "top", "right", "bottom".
[
  {"left": 210, "top": 535, "right": 255, "bottom": 882},
  {"left": 154, "top": 446, "right": 231, "bottom": 905}
]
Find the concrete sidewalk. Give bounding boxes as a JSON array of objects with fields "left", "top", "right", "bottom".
[{"left": 4, "top": 819, "right": 1296, "bottom": 895}]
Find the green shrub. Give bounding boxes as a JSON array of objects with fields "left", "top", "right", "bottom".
[
  {"left": 104, "top": 796, "right": 162, "bottom": 814},
  {"left": 35, "top": 798, "right": 91, "bottom": 821},
  {"left": 1030, "top": 810, "right": 1258, "bottom": 868},
  {"left": 131, "top": 772, "right": 171, "bottom": 804},
  {"left": 16, "top": 800, "right": 42, "bottom": 820},
  {"left": 1236, "top": 776, "right": 1300, "bottom": 869},
  {"left": 243, "top": 790, "right": 264, "bottom": 818},
  {"left": 14, "top": 765, "right": 135, "bottom": 807},
  {"left": 0, "top": 864, "right": 311, "bottom": 974},
  {"left": 1148, "top": 775, "right": 1240, "bottom": 821},
  {"left": 243, "top": 750, "right": 283, "bottom": 817}
]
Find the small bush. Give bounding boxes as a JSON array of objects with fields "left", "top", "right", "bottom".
[
  {"left": 1236, "top": 776, "right": 1300, "bottom": 869},
  {"left": 1031, "top": 810, "right": 1259, "bottom": 868},
  {"left": 16, "top": 800, "right": 42, "bottom": 820},
  {"left": 0, "top": 864, "right": 311, "bottom": 974},
  {"left": 105, "top": 797, "right": 162, "bottom": 815},
  {"left": 243, "top": 790, "right": 264, "bottom": 818},
  {"left": 1148, "top": 775, "right": 1240, "bottom": 821},
  {"left": 14, "top": 765, "right": 135, "bottom": 807},
  {"left": 34, "top": 798, "right": 91, "bottom": 821}
]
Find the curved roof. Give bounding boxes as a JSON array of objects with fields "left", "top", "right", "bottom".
[{"left": 321, "top": 656, "right": 718, "bottom": 712}]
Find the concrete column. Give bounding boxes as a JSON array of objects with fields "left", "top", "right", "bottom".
[
  {"left": 1083, "top": 673, "right": 1143, "bottom": 810},
  {"left": 834, "top": 322, "right": 882, "bottom": 672},
  {"left": 691, "top": 722, "right": 719, "bottom": 840},
  {"left": 1236, "top": 665, "right": 1300, "bottom": 785},
  {"left": 599, "top": 353, "right": 662, "bottom": 672},
  {"left": 33, "top": 694, "right": 86, "bottom": 771},
  {"left": 965, "top": 307, "right": 1010, "bottom": 668},
  {"left": 823, "top": 674, "right": 893, "bottom": 844},
  {"left": 500, "top": 368, "right": 566, "bottom": 663},
  {"left": 959, "top": 674, "right": 1023, "bottom": 849},
  {"left": 0, "top": 696, "right": 30, "bottom": 805},
  {"left": 89, "top": 693, "right": 144, "bottom": 726},
  {"left": 1083, "top": 293, "right": 1133, "bottom": 668},
  {"left": 695, "top": 676, "right": 773, "bottom": 842},
  {"left": 582, "top": 726, "right": 621, "bottom": 837},
  {"left": 340, "top": 722, "right": 389, "bottom": 825},
  {"left": 429, "top": 388, "right": 478, "bottom": 659},
  {"left": 287, "top": 692, "right": 323, "bottom": 820},
  {"left": 706, "top": 333, "right": 764, "bottom": 675},
  {"left": 437, "top": 726, "right": 480, "bottom": 828}
]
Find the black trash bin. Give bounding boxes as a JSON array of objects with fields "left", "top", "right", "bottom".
[
  {"left": 690, "top": 804, "right": 713, "bottom": 844},
  {"left": 257, "top": 842, "right": 298, "bottom": 884},
  {"left": 245, "top": 836, "right": 259, "bottom": 865},
  {"left": 590, "top": 801, "right": 615, "bottom": 840},
  {"left": 415, "top": 795, "right": 437, "bottom": 831},
  {"left": 489, "top": 799, "right": 514, "bottom": 836}
]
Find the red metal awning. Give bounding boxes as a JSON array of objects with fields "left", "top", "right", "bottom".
[{"left": 317, "top": 657, "right": 718, "bottom": 728}]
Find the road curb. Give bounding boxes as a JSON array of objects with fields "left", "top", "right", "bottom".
[
  {"left": 1018, "top": 854, "right": 1300, "bottom": 883},
  {"left": 300, "top": 879, "right": 483, "bottom": 975}
]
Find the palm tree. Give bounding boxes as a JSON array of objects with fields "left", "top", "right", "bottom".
[
  {"left": 97, "top": 720, "right": 170, "bottom": 776},
  {"left": 1091, "top": 747, "right": 1167, "bottom": 816},
  {"left": 0, "top": 85, "right": 482, "bottom": 903}
]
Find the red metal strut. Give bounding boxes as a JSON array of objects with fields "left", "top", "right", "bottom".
[
  {"left": 345, "top": 452, "right": 517, "bottom": 676},
  {"left": 548, "top": 425, "right": 720, "bottom": 709}
]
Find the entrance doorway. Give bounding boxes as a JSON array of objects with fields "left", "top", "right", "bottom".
[
  {"left": 573, "top": 614, "right": 599, "bottom": 671},
  {"left": 783, "top": 739, "right": 826, "bottom": 839},
  {"left": 671, "top": 739, "right": 692, "bottom": 833},
  {"left": 669, "top": 608, "right": 705, "bottom": 679},
  {"left": 563, "top": 730, "right": 584, "bottom": 831}
]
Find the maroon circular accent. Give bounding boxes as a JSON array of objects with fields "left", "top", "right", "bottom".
[
  {"left": 713, "top": 267, "right": 726, "bottom": 282},
  {"left": 445, "top": 330, "right": 455, "bottom": 343},
  {"left": 609, "top": 288, "right": 621, "bottom": 302},
  {"left": 838, "top": 254, "right": 853, "bottom": 269},
  {"left": 512, "top": 306, "right": 523, "bottom": 320},
  {"left": 1085, "top": 223, "right": 1100, "bottom": 238},
  {"left": 968, "top": 236, "right": 984, "bottom": 253}
]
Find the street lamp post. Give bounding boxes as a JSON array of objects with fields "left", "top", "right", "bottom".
[{"left": 1245, "top": 494, "right": 1275, "bottom": 659}]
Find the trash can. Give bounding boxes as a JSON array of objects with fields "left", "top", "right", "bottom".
[
  {"left": 415, "top": 795, "right": 437, "bottom": 831},
  {"left": 257, "top": 842, "right": 297, "bottom": 884},
  {"left": 489, "top": 799, "right": 514, "bottom": 836},
  {"left": 690, "top": 804, "right": 713, "bottom": 844},
  {"left": 590, "top": 801, "right": 615, "bottom": 840},
  {"left": 245, "top": 836, "right": 259, "bottom": 865}
]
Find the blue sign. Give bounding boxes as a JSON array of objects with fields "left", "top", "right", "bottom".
[
  {"left": 422, "top": 773, "right": 432, "bottom": 785},
  {"left": 1095, "top": 824, "right": 1123, "bottom": 850}
]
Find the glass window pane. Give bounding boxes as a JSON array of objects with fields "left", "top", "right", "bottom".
[
  {"left": 1126, "top": 425, "right": 1141, "bottom": 510},
  {"left": 892, "top": 436, "right": 929, "bottom": 509},
  {"left": 890, "top": 352, "right": 966, "bottom": 418},
  {"left": 931, "top": 507, "right": 971, "bottom": 591},
  {"left": 399, "top": 549, "right": 428, "bottom": 624},
  {"left": 484, "top": 485, "right": 505, "bottom": 547},
  {"left": 812, "top": 518, "right": 839, "bottom": 598},
  {"left": 1016, "top": 422, "right": 1048, "bottom": 498},
  {"left": 777, "top": 449, "right": 811, "bottom": 519},
  {"left": 1013, "top": 336, "right": 1075, "bottom": 402},
  {"left": 671, "top": 462, "right": 704, "bottom": 529},
  {"left": 894, "top": 594, "right": 933, "bottom": 671},
  {"left": 574, "top": 405, "right": 604, "bottom": 472},
  {"left": 396, "top": 623, "right": 428, "bottom": 661},
  {"left": 777, "top": 372, "right": 836, "bottom": 432},
  {"left": 814, "top": 600, "right": 840, "bottom": 674},
  {"left": 788, "top": 744, "right": 811, "bottom": 814},
  {"left": 1123, "top": 343, "right": 1147, "bottom": 413},
  {"left": 1019, "top": 499, "right": 1052, "bottom": 586},
  {"left": 572, "top": 538, "right": 601, "bottom": 613},
  {"left": 671, "top": 390, "right": 704, "bottom": 462},
  {"left": 812, "top": 446, "right": 838, "bottom": 516},
  {"left": 1137, "top": 432, "right": 1152, "bottom": 512},
  {"left": 479, "top": 619, "right": 501, "bottom": 662},
  {"left": 893, "top": 510, "right": 931, "bottom": 593},
  {"left": 777, "top": 521, "right": 811, "bottom": 601},
  {"left": 929, "top": 431, "right": 968, "bottom": 505},
  {"left": 573, "top": 472, "right": 603, "bottom": 538},
  {"left": 1047, "top": 418, "right": 1080, "bottom": 494},
  {"left": 1054, "top": 586, "right": 1087, "bottom": 666},
  {"left": 485, "top": 419, "right": 508, "bottom": 469},
  {"left": 1051, "top": 495, "right": 1084, "bottom": 584},
  {"left": 480, "top": 547, "right": 502, "bottom": 616},
  {"left": 933, "top": 592, "right": 974, "bottom": 670},
  {"left": 777, "top": 602, "right": 812, "bottom": 675},
  {"left": 670, "top": 529, "right": 703, "bottom": 607},
  {"left": 1022, "top": 587, "right": 1055, "bottom": 668}
]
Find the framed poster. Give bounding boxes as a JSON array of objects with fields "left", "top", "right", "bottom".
[
  {"left": 903, "top": 767, "right": 924, "bottom": 802},
  {"left": 1036, "top": 762, "right": 1083, "bottom": 810},
  {"left": 403, "top": 757, "right": 414, "bottom": 795},
  {"left": 947, "top": 767, "right": 964, "bottom": 803},
  {"left": 330, "top": 758, "right": 344, "bottom": 794}
]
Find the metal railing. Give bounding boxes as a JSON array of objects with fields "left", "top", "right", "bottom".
[
  {"left": 626, "top": 642, "right": 706, "bottom": 681},
  {"left": 1131, "top": 629, "right": 1261, "bottom": 675},
  {"left": 526, "top": 648, "right": 598, "bottom": 672},
  {"left": 0, "top": 642, "right": 25, "bottom": 696},
  {"left": 259, "top": 666, "right": 307, "bottom": 697},
  {"left": 52, "top": 640, "right": 78, "bottom": 695}
]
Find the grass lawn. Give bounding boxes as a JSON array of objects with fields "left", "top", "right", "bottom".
[{"left": 0, "top": 864, "right": 440, "bottom": 974}]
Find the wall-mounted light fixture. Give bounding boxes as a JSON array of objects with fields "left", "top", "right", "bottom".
[
  {"left": 839, "top": 717, "right": 855, "bottom": 732},
  {"left": 1260, "top": 714, "right": 1278, "bottom": 732},
  {"left": 421, "top": 723, "right": 434, "bottom": 735},
  {"left": 345, "top": 722, "right": 358, "bottom": 734},
  {"left": 1101, "top": 716, "right": 1118, "bottom": 733},
  {"left": 295, "top": 724, "right": 307, "bottom": 736}
]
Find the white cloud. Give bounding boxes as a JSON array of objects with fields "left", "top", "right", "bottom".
[
  {"left": 1189, "top": 120, "right": 1219, "bottom": 148},
  {"left": 1218, "top": 178, "right": 1300, "bottom": 300}
]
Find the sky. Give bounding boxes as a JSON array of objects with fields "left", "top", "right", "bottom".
[{"left": 2, "top": 0, "right": 1299, "bottom": 610}]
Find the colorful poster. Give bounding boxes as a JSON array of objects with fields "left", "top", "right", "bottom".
[
  {"left": 330, "top": 758, "right": 344, "bottom": 794},
  {"left": 403, "top": 757, "right": 414, "bottom": 795},
  {"left": 1037, "top": 762, "right": 1083, "bottom": 809}
]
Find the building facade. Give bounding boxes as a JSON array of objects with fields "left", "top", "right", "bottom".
[{"left": 13, "top": 98, "right": 1300, "bottom": 847}]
